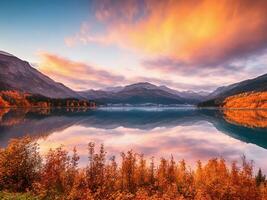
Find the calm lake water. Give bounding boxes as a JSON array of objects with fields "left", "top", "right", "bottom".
[{"left": 1, "top": 107, "right": 267, "bottom": 172}]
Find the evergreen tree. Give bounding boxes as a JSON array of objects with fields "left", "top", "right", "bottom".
[{"left": 256, "top": 168, "right": 266, "bottom": 186}]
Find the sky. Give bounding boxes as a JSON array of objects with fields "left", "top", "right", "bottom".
[{"left": 1, "top": 0, "right": 267, "bottom": 92}]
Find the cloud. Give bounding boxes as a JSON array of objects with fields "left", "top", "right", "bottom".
[
  {"left": 66, "top": 0, "right": 267, "bottom": 71},
  {"left": 36, "top": 51, "right": 221, "bottom": 92},
  {"left": 142, "top": 57, "right": 243, "bottom": 76},
  {"left": 134, "top": 76, "right": 217, "bottom": 91},
  {"left": 36, "top": 51, "right": 266, "bottom": 93},
  {"left": 94, "top": 0, "right": 145, "bottom": 23},
  {"left": 37, "top": 52, "right": 125, "bottom": 90}
]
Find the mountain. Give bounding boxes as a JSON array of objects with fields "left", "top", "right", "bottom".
[
  {"left": 0, "top": 50, "right": 208, "bottom": 104},
  {"left": 79, "top": 82, "right": 207, "bottom": 105},
  {"left": 199, "top": 73, "right": 267, "bottom": 107},
  {"left": 159, "top": 85, "right": 207, "bottom": 102},
  {"left": 78, "top": 90, "right": 112, "bottom": 100},
  {"left": 104, "top": 86, "right": 124, "bottom": 92},
  {"left": 0, "top": 51, "right": 80, "bottom": 98},
  {"left": 0, "top": 50, "right": 14, "bottom": 56}
]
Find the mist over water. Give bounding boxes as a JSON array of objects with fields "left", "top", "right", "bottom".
[{"left": 0, "top": 107, "right": 267, "bottom": 172}]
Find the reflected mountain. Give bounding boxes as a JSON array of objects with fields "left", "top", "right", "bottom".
[
  {"left": 0, "top": 108, "right": 267, "bottom": 149},
  {"left": 199, "top": 109, "right": 267, "bottom": 149}
]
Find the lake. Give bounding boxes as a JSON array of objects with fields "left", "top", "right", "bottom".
[{"left": 0, "top": 107, "right": 267, "bottom": 172}]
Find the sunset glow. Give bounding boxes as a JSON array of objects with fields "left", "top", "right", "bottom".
[
  {"left": 1, "top": 0, "right": 267, "bottom": 91},
  {"left": 2, "top": 1, "right": 267, "bottom": 198}
]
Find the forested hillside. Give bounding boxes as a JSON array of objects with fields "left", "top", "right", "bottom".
[
  {"left": 223, "top": 92, "right": 267, "bottom": 109},
  {"left": 0, "top": 91, "right": 96, "bottom": 108},
  {"left": 199, "top": 74, "right": 267, "bottom": 108}
]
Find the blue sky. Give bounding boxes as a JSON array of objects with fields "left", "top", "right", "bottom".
[
  {"left": 0, "top": 0, "right": 90, "bottom": 61},
  {"left": 1, "top": 0, "right": 267, "bottom": 91}
]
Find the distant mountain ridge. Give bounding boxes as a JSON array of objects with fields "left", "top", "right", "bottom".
[
  {"left": 2, "top": 50, "right": 266, "bottom": 108},
  {"left": 199, "top": 73, "right": 267, "bottom": 107},
  {"left": 0, "top": 50, "right": 208, "bottom": 105},
  {"left": 207, "top": 73, "right": 267, "bottom": 99},
  {"left": 158, "top": 85, "right": 207, "bottom": 101},
  {"left": 0, "top": 51, "right": 80, "bottom": 99},
  {"left": 79, "top": 82, "right": 208, "bottom": 105}
]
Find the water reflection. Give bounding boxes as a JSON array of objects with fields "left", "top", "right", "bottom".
[
  {"left": 0, "top": 108, "right": 267, "bottom": 171},
  {"left": 223, "top": 109, "right": 267, "bottom": 128}
]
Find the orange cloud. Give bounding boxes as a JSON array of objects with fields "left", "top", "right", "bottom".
[
  {"left": 37, "top": 52, "right": 125, "bottom": 90},
  {"left": 67, "top": 0, "right": 267, "bottom": 67},
  {"left": 37, "top": 52, "right": 221, "bottom": 91}
]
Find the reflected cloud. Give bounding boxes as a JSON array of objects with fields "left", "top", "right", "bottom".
[
  {"left": 37, "top": 122, "right": 267, "bottom": 172},
  {"left": 1, "top": 108, "right": 267, "bottom": 171}
]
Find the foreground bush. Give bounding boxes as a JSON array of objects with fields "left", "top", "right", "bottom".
[
  {"left": 0, "top": 137, "right": 41, "bottom": 192},
  {"left": 0, "top": 137, "right": 267, "bottom": 200}
]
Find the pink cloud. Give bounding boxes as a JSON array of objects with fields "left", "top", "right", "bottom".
[{"left": 37, "top": 52, "right": 125, "bottom": 90}]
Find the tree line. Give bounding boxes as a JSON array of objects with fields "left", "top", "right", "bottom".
[
  {"left": 0, "top": 137, "right": 266, "bottom": 200},
  {"left": 0, "top": 91, "right": 96, "bottom": 108}
]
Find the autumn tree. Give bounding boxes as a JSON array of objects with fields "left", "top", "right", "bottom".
[
  {"left": 120, "top": 150, "right": 137, "bottom": 193},
  {"left": 0, "top": 137, "right": 266, "bottom": 199},
  {"left": 36, "top": 146, "right": 73, "bottom": 199},
  {"left": 0, "top": 137, "right": 41, "bottom": 192}
]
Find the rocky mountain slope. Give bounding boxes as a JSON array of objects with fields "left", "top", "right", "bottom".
[{"left": 0, "top": 51, "right": 80, "bottom": 99}]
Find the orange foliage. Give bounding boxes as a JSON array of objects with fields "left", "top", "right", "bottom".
[
  {"left": 0, "top": 96, "right": 9, "bottom": 107},
  {"left": 0, "top": 90, "right": 96, "bottom": 108},
  {"left": 223, "top": 92, "right": 267, "bottom": 109},
  {"left": 0, "top": 91, "right": 31, "bottom": 107},
  {"left": 0, "top": 109, "right": 31, "bottom": 126},
  {"left": 0, "top": 108, "right": 9, "bottom": 121},
  {"left": 0, "top": 137, "right": 41, "bottom": 192},
  {"left": 0, "top": 137, "right": 266, "bottom": 199},
  {"left": 0, "top": 91, "right": 30, "bottom": 108},
  {"left": 223, "top": 110, "right": 267, "bottom": 128}
]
